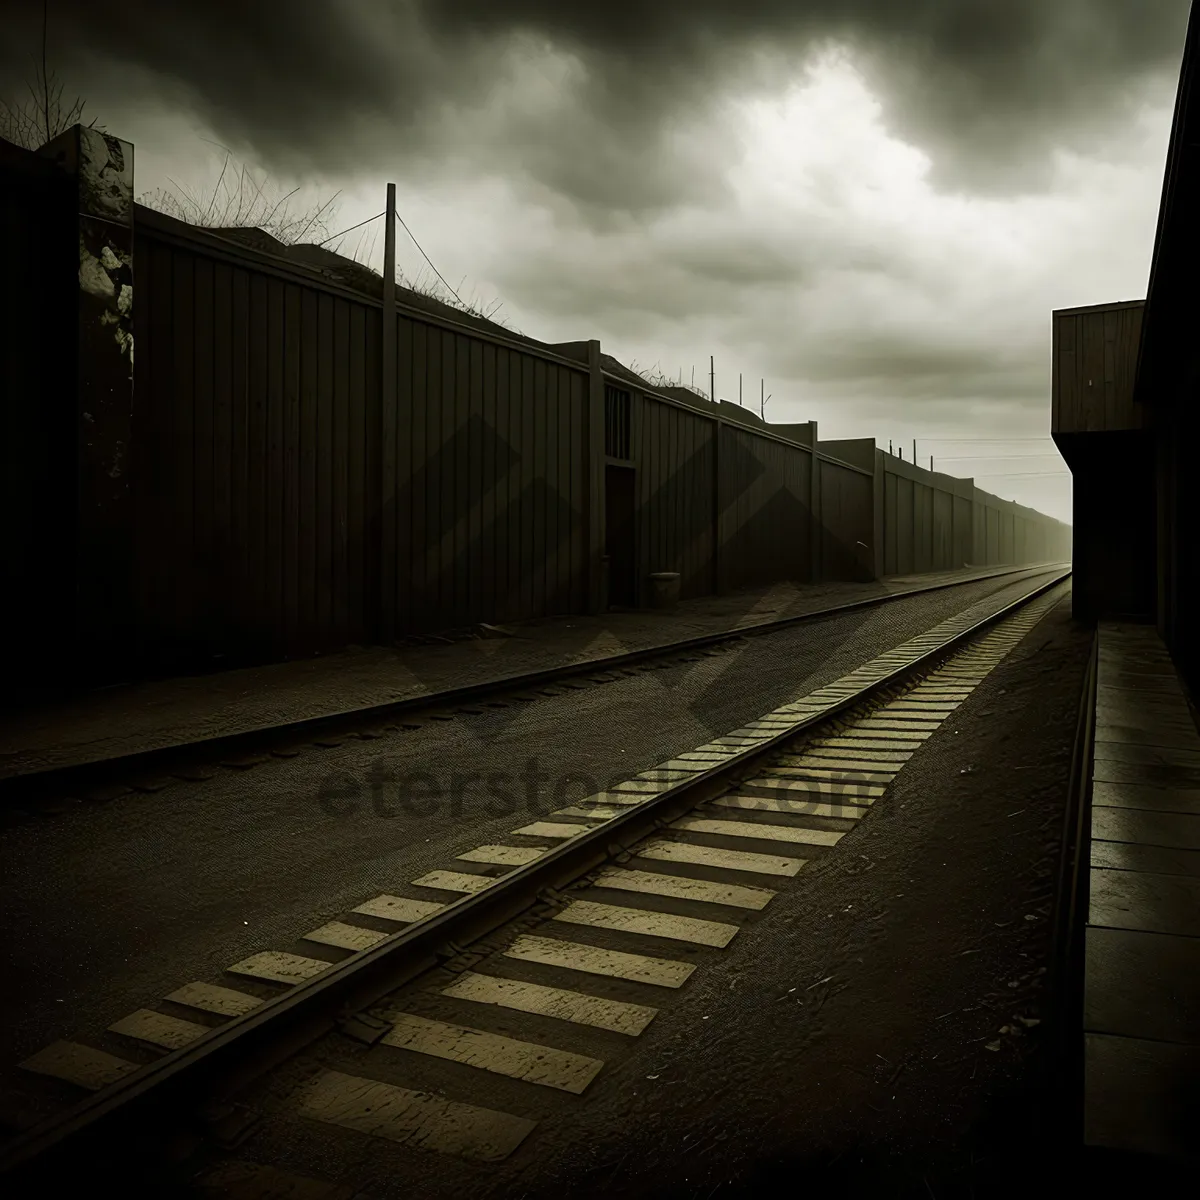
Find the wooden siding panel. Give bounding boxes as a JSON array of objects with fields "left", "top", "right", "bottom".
[
  {"left": 347, "top": 303, "right": 367, "bottom": 641},
  {"left": 493, "top": 345, "right": 512, "bottom": 621},
  {"left": 454, "top": 334, "right": 471, "bottom": 622},
  {"left": 141, "top": 242, "right": 176, "bottom": 643},
  {"left": 1053, "top": 304, "right": 1144, "bottom": 434},
  {"left": 265, "top": 277, "right": 286, "bottom": 652},
  {"left": 571, "top": 373, "right": 588, "bottom": 612},
  {"left": 298, "top": 288, "right": 319, "bottom": 646},
  {"left": 281, "top": 283, "right": 302, "bottom": 647},
  {"left": 390, "top": 314, "right": 411, "bottom": 632},
  {"left": 172, "top": 250, "right": 197, "bottom": 644},
  {"left": 192, "top": 255, "right": 216, "bottom": 650},
  {"left": 316, "top": 293, "right": 334, "bottom": 643},
  {"left": 211, "top": 261, "right": 234, "bottom": 640},
  {"left": 933, "top": 488, "right": 953, "bottom": 570},
  {"left": 953, "top": 494, "right": 972, "bottom": 568},
  {"left": 884, "top": 470, "right": 898, "bottom": 575},
  {"left": 437, "top": 330, "right": 455, "bottom": 620},
  {"left": 229, "top": 266, "right": 250, "bottom": 640},
  {"left": 896, "top": 475, "right": 914, "bottom": 575},
  {"left": 404, "top": 320, "right": 426, "bottom": 627},
  {"left": 417, "top": 322, "right": 440, "bottom": 627},
  {"left": 544, "top": 361, "right": 560, "bottom": 613},
  {"left": 363, "top": 301, "right": 382, "bottom": 641},
  {"left": 1103, "top": 309, "right": 1118, "bottom": 429},
  {"left": 479, "top": 340, "right": 497, "bottom": 622},
  {"left": 332, "top": 297, "right": 352, "bottom": 640}
]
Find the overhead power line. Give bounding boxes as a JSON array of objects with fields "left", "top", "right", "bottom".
[
  {"left": 395, "top": 209, "right": 463, "bottom": 306},
  {"left": 970, "top": 470, "right": 1071, "bottom": 478},
  {"left": 316, "top": 210, "right": 384, "bottom": 247},
  {"left": 932, "top": 454, "right": 1064, "bottom": 462}
]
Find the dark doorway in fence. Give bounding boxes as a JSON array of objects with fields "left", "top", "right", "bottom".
[{"left": 605, "top": 464, "right": 638, "bottom": 609}]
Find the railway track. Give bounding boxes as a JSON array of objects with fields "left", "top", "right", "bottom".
[
  {"left": 0, "top": 563, "right": 1066, "bottom": 814},
  {"left": 0, "top": 566, "right": 1071, "bottom": 1192}
]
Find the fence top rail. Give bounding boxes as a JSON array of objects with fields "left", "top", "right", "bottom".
[
  {"left": 133, "top": 205, "right": 592, "bottom": 375},
  {"left": 610, "top": 372, "right": 877, "bottom": 475}
]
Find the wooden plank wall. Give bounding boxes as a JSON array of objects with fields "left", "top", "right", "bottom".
[
  {"left": 133, "top": 222, "right": 590, "bottom": 671},
  {"left": 817, "top": 459, "right": 874, "bottom": 581},
  {"left": 1052, "top": 302, "right": 1144, "bottom": 433},
  {"left": 876, "top": 458, "right": 1069, "bottom": 573},
  {"left": 953, "top": 494, "right": 973, "bottom": 567},
  {"left": 124, "top": 212, "right": 1072, "bottom": 677},
  {"left": 387, "top": 320, "right": 588, "bottom": 632},
  {"left": 134, "top": 232, "right": 381, "bottom": 664},
  {"left": 718, "top": 424, "right": 812, "bottom": 591},
  {"left": 636, "top": 396, "right": 715, "bottom": 600}
]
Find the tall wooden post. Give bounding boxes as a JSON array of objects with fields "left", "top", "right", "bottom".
[{"left": 379, "top": 183, "right": 397, "bottom": 642}]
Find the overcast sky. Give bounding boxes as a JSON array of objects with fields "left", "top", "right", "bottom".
[{"left": 4, "top": 1, "right": 1193, "bottom": 523}]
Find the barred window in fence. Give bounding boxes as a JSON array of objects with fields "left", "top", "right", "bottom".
[{"left": 605, "top": 385, "right": 632, "bottom": 460}]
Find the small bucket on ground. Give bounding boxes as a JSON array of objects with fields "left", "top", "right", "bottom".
[{"left": 648, "top": 571, "right": 681, "bottom": 611}]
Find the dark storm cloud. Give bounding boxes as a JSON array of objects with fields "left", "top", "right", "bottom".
[{"left": 1, "top": 1, "right": 1190, "bottom": 203}]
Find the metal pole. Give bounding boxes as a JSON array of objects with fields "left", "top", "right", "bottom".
[
  {"left": 710, "top": 355, "right": 714, "bottom": 402},
  {"left": 912, "top": 438, "right": 917, "bottom": 464},
  {"left": 739, "top": 373, "right": 742, "bottom": 406}
]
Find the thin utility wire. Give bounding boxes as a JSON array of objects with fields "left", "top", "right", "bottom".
[
  {"left": 317, "top": 210, "right": 384, "bottom": 247},
  {"left": 969, "top": 470, "right": 1071, "bottom": 478},
  {"left": 916, "top": 436, "right": 1054, "bottom": 442},
  {"left": 395, "top": 210, "right": 463, "bottom": 305},
  {"left": 931, "top": 454, "right": 1064, "bottom": 462}
]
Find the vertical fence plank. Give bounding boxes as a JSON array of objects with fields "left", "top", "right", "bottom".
[
  {"left": 298, "top": 289, "right": 319, "bottom": 646},
  {"left": 331, "top": 299, "right": 350, "bottom": 642},
  {"left": 211, "top": 261, "right": 234, "bottom": 646},
  {"left": 393, "top": 315, "right": 413, "bottom": 633},
  {"left": 316, "top": 293, "right": 334, "bottom": 644},
  {"left": 409, "top": 321, "right": 429, "bottom": 629},
  {"left": 246, "top": 272, "right": 268, "bottom": 645},
  {"left": 282, "top": 283, "right": 302, "bottom": 649},
  {"left": 229, "top": 267, "right": 250, "bottom": 642},
  {"left": 347, "top": 303, "right": 366, "bottom": 640}
]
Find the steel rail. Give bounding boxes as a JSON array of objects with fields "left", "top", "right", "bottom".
[
  {"left": 0, "top": 567, "right": 1072, "bottom": 1185},
  {"left": 0, "top": 562, "right": 1066, "bottom": 807}
]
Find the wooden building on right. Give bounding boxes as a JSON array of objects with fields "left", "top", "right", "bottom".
[
  {"left": 1051, "top": 297, "right": 1153, "bottom": 624},
  {"left": 1053, "top": 3, "right": 1200, "bottom": 1180},
  {"left": 1053, "top": 1, "right": 1200, "bottom": 696},
  {"left": 1129, "top": 0, "right": 1200, "bottom": 698}
]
